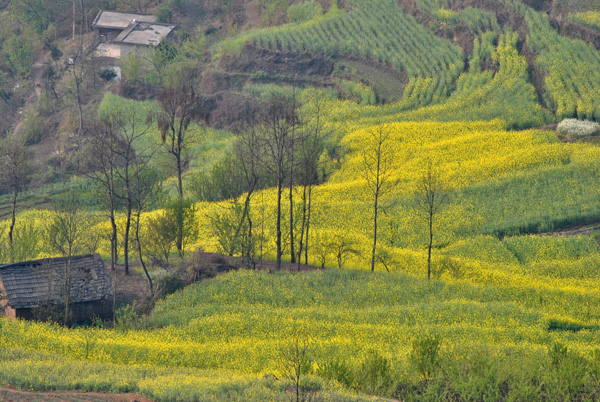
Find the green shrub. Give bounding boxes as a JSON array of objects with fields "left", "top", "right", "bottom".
[
  {"left": 545, "top": 342, "right": 588, "bottom": 398},
  {"left": 287, "top": 1, "right": 323, "bottom": 24},
  {"left": 353, "top": 350, "right": 395, "bottom": 395},
  {"left": 409, "top": 335, "right": 442, "bottom": 381},
  {"left": 316, "top": 359, "right": 354, "bottom": 388}
]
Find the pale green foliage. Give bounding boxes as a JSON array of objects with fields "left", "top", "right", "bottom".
[
  {"left": 180, "top": 26, "right": 207, "bottom": 59},
  {"left": 287, "top": 0, "right": 323, "bottom": 23},
  {"left": 3, "top": 33, "right": 34, "bottom": 77},
  {"left": 120, "top": 51, "right": 149, "bottom": 85}
]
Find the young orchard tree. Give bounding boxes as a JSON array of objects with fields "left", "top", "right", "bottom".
[
  {"left": 360, "top": 124, "right": 396, "bottom": 272},
  {"left": 278, "top": 330, "right": 313, "bottom": 402},
  {"left": 415, "top": 162, "right": 450, "bottom": 281},
  {"left": 256, "top": 92, "right": 301, "bottom": 270},
  {"left": 0, "top": 135, "right": 34, "bottom": 261}
]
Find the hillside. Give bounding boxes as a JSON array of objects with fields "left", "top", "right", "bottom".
[{"left": 0, "top": 0, "right": 600, "bottom": 401}]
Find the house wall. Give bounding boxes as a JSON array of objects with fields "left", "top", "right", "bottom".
[
  {"left": 94, "top": 27, "right": 123, "bottom": 43},
  {"left": 119, "top": 44, "right": 149, "bottom": 59},
  {"left": 0, "top": 283, "right": 15, "bottom": 319}
]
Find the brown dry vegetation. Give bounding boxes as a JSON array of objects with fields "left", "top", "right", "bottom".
[{"left": 0, "top": 387, "right": 153, "bottom": 402}]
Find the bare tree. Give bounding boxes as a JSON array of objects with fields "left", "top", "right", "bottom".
[
  {"left": 296, "top": 93, "right": 327, "bottom": 268},
  {"left": 154, "top": 70, "right": 204, "bottom": 256},
  {"left": 233, "top": 123, "right": 264, "bottom": 265},
  {"left": 278, "top": 330, "right": 314, "bottom": 402},
  {"left": 360, "top": 124, "right": 395, "bottom": 272},
  {"left": 111, "top": 108, "right": 153, "bottom": 275},
  {"left": 132, "top": 165, "right": 159, "bottom": 296},
  {"left": 45, "top": 194, "right": 98, "bottom": 325},
  {"left": 257, "top": 92, "right": 301, "bottom": 270},
  {"left": 87, "top": 118, "right": 120, "bottom": 272},
  {"left": 0, "top": 135, "right": 34, "bottom": 262},
  {"left": 415, "top": 162, "right": 450, "bottom": 281},
  {"left": 155, "top": 72, "right": 204, "bottom": 200}
]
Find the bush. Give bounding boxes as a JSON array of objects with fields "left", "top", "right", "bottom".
[
  {"left": 557, "top": 118, "right": 600, "bottom": 138},
  {"left": 23, "top": 109, "right": 43, "bottom": 145},
  {"left": 155, "top": 273, "right": 186, "bottom": 298},
  {"left": 99, "top": 69, "right": 117, "bottom": 82},
  {"left": 155, "top": 3, "right": 173, "bottom": 23},
  {"left": 316, "top": 359, "right": 354, "bottom": 388},
  {"left": 409, "top": 335, "right": 442, "bottom": 381},
  {"left": 545, "top": 342, "right": 588, "bottom": 398},
  {"left": 144, "top": 211, "right": 177, "bottom": 266},
  {"left": 287, "top": 1, "right": 323, "bottom": 23},
  {"left": 431, "top": 255, "right": 465, "bottom": 279},
  {"left": 353, "top": 350, "right": 395, "bottom": 395}
]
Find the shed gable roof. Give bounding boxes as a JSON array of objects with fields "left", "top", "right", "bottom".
[
  {"left": 0, "top": 254, "right": 112, "bottom": 309},
  {"left": 92, "top": 11, "right": 157, "bottom": 30},
  {"left": 113, "top": 21, "right": 176, "bottom": 46}
]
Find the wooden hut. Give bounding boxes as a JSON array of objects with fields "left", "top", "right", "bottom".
[{"left": 0, "top": 254, "right": 113, "bottom": 322}]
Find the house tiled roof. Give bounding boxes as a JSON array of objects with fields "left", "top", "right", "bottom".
[{"left": 0, "top": 255, "right": 112, "bottom": 309}]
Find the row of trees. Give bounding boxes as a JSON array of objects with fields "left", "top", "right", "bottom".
[{"left": 204, "top": 88, "right": 330, "bottom": 272}]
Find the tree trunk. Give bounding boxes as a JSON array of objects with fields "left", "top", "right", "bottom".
[
  {"left": 305, "top": 183, "right": 313, "bottom": 265},
  {"left": 65, "top": 251, "right": 72, "bottom": 327},
  {"left": 175, "top": 152, "right": 184, "bottom": 257},
  {"left": 124, "top": 199, "right": 132, "bottom": 275},
  {"left": 232, "top": 190, "right": 253, "bottom": 256},
  {"left": 246, "top": 213, "right": 254, "bottom": 268},
  {"left": 427, "top": 212, "right": 433, "bottom": 281},
  {"left": 8, "top": 189, "right": 17, "bottom": 259},
  {"left": 289, "top": 178, "right": 295, "bottom": 264},
  {"left": 109, "top": 187, "right": 117, "bottom": 272},
  {"left": 136, "top": 208, "right": 152, "bottom": 295},
  {"left": 176, "top": 152, "right": 183, "bottom": 199},
  {"left": 297, "top": 184, "right": 307, "bottom": 270},
  {"left": 276, "top": 175, "right": 283, "bottom": 271},
  {"left": 371, "top": 189, "right": 379, "bottom": 273}
]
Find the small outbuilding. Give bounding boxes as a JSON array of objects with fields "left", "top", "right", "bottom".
[
  {"left": 92, "top": 10, "right": 176, "bottom": 59},
  {"left": 0, "top": 254, "right": 113, "bottom": 322}
]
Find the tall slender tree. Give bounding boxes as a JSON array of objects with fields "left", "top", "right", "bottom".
[
  {"left": 45, "top": 193, "right": 98, "bottom": 326},
  {"left": 154, "top": 69, "right": 204, "bottom": 256},
  {"left": 87, "top": 118, "right": 120, "bottom": 272},
  {"left": 257, "top": 92, "right": 301, "bottom": 270},
  {"left": 415, "top": 162, "right": 449, "bottom": 281},
  {"left": 0, "top": 135, "right": 34, "bottom": 262},
  {"left": 360, "top": 124, "right": 395, "bottom": 273}
]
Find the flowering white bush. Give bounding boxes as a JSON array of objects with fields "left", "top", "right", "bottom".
[{"left": 557, "top": 118, "right": 600, "bottom": 138}]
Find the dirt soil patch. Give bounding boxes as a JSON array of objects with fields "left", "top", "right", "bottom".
[
  {"left": 337, "top": 56, "right": 409, "bottom": 103},
  {"left": 548, "top": 222, "right": 600, "bottom": 237},
  {"left": 0, "top": 387, "right": 153, "bottom": 402},
  {"left": 219, "top": 44, "right": 335, "bottom": 78}
]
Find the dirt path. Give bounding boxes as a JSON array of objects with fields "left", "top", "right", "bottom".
[
  {"left": 0, "top": 387, "right": 153, "bottom": 402},
  {"left": 30, "top": 63, "right": 46, "bottom": 101},
  {"left": 548, "top": 222, "right": 600, "bottom": 237}
]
